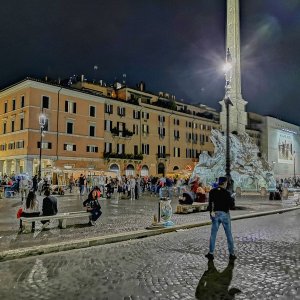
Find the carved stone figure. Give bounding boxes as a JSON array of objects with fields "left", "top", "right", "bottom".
[{"left": 192, "top": 130, "right": 276, "bottom": 191}]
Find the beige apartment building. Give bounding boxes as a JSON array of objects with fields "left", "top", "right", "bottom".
[{"left": 0, "top": 77, "right": 219, "bottom": 182}]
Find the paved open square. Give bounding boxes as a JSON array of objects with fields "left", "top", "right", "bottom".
[{"left": 0, "top": 209, "right": 299, "bottom": 299}]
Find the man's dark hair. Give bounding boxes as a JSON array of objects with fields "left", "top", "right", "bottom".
[
  {"left": 218, "top": 177, "right": 228, "bottom": 185},
  {"left": 44, "top": 189, "right": 51, "bottom": 196}
]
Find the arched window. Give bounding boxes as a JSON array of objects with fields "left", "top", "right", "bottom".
[
  {"left": 157, "top": 163, "right": 165, "bottom": 176},
  {"left": 109, "top": 163, "right": 120, "bottom": 175},
  {"left": 126, "top": 164, "right": 135, "bottom": 176},
  {"left": 141, "top": 165, "right": 149, "bottom": 177}
]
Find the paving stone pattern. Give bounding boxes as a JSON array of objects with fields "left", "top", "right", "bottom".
[
  {"left": 0, "top": 192, "right": 283, "bottom": 252},
  {"left": 0, "top": 210, "right": 299, "bottom": 299}
]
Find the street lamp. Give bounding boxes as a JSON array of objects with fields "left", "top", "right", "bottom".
[
  {"left": 38, "top": 111, "right": 47, "bottom": 181},
  {"left": 293, "top": 151, "right": 296, "bottom": 183},
  {"left": 223, "top": 48, "right": 234, "bottom": 193}
]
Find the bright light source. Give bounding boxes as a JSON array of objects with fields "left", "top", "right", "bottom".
[
  {"left": 39, "top": 113, "right": 47, "bottom": 126},
  {"left": 223, "top": 62, "right": 232, "bottom": 73}
]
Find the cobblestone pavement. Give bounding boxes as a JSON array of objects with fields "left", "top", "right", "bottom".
[
  {"left": 0, "top": 210, "right": 299, "bottom": 300},
  {"left": 0, "top": 191, "right": 285, "bottom": 252}
]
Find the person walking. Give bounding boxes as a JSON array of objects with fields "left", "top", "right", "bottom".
[
  {"left": 79, "top": 174, "right": 85, "bottom": 195},
  {"left": 32, "top": 175, "right": 38, "bottom": 192},
  {"left": 205, "top": 176, "right": 236, "bottom": 260}
]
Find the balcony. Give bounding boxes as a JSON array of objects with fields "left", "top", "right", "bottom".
[
  {"left": 156, "top": 153, "right": 170, "bottom": 159},
  {"left": 110, "top": 127, "right": 133, "bottom": 138},
  {"left": 104, "top": 152, "right": 143, "bottom": 161}
]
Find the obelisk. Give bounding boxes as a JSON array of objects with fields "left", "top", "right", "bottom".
[{"left": 220, "top": 0, "right": 247, "bottom": 133}]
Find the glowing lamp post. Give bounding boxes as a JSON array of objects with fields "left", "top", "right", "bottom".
[
  {"left": 223, "top": 48, "right": 234, "bottom": 192},
  {"left": 38, "top": 112, "right": 47, "bottom": 181}
]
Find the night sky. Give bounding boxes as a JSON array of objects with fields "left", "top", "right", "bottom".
[{"left": 1, "top": 0, "right": 300, "bottom": 125}]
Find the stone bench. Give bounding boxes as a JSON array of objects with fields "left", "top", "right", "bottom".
[
  {"left": 20, "top": 211, "right": 92, "bottom": 232},
  {"left": 176, "top": 202, "right": 208, "bottom": 214}
]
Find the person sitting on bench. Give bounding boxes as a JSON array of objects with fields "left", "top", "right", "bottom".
[
  {"left": 19, "top": 191, "right": 40, "bottom": 232},
  {"left": 41, "top": 189, "right": 58, "bottom": 228}
]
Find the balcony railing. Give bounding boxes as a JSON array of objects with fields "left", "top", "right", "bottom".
[
  {"left": 104, "top": 152, "right": 143, "bottom": 160},
  {"left": 156, "top": 153, "right": 170, "bottom": 159},
  {"left": 110, "top": 127, "right": 133, "bottom": 137}
]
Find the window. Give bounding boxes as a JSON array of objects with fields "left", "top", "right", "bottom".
[
  {"left": 117, "top": 143, "right": 125, "bottom": 154},
  {"left": 174, "top": 130, "right": 180, "bottom": 140},
  {"left": 142, "top": 111, "right": 149, "bottom": 119},
  {"left": 133, "top": 110, "right": 140, "bottom": 119},
  {"left": 87, "top": 145, "right": 98, "bottom": 153},
  {"left": 186, "top": 148, "right": 192, "bottom": 158},
  {"left": 158, "top": 127, "right": 165, "bottom": 137},
  {"left": 20, "top": 118, "right": 24, "bottom": 130},
  {"left": 16, "top": 140, "right": 25, "bottom": 149},
  {"left": 4, "top": 102, "right": 7, "bottom": 113},
  {"left": 158, "top": 115, "right": 165, "bottom": 123},
  {"left": 104, "top": 120, "right": 112, "bottom": 131},
  {"left": 8, "top": 142, "right": 15, "bottom": 150},
  {"left": 142, "top": 144, "right": 150, "bottom": 155},
  {"left": 174, "top": 147, "right": 181, "bottom": 157},
  {"left": 42, "top": 96, "right": 49, "bottom": 109},
  {"left": 117, "top": 106, "right": 126, "bottom": 116},
  {"left": 192, "top": 133, "right": 198, "bottom": 143},
  {"left": 0, "top": 143, "right": 7, "bottom": 151},
  {"left": 89, "top": 106, "right": 96, "bottom": 117},
  {"left": 142, "top": 124, "right": 149, "bottom": 134},
  {"left": 158, "top": 145, "right": 166, "bottom": 157},
  {"left": 3, "top": 122, "right": 7, "bottom": 134},
  {"left": 133, "top": 124, "right": 139, "bottom": 134},
  {"left": 11, "top": 120, "right": 15, "bottom": 132},
  {"left": 64, "top": 144, "right": 76, "bottom": 151},
  {"left": 89, "top": 125, "right": 95, "bottom": 137},
  {"left": 105, "top": 104, "right": 113, "bottom": 114},
  {"left": 134, "top": 145, "right": 138, "bottom": 155},
  {"left": 37, "top": 142, "right": 52, "bottom": 149},
  {"left": 65, "top": 100, "right": 77, "bottom": 113},
  {"left": 67, "top": 122, "right": 73, "bottom": 134},
  {"left": 104, "top": 142, "right": 112, "bottom": 153},
  {"left": 173, "top": 119, "right": 180, "bottom": 126},
  {"left": 200, "top": 134, "right": 205, "bottom": 145},
  {"left": 12, "top": 99, "right": 16, "bottom": 110},
  {"left": 21, "top": 96, "right": 25, "bottom": 108}
]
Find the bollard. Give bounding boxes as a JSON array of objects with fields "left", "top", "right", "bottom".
[
  {"left": 235, "top": 187, "right": 242, "bottom": 197},
  {"left": 282, "top": 187, "right": 288, "bottom": 199},
  {"left": 260, "top": 187, "right": 267, "bottom": 197}
]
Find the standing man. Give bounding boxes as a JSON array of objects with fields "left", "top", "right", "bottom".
[
  {"left": 79, "top": 174, "right": 85, "bottom": 196},
  {"left": 32, "top": 175, "right": 38, "bottom": 192},
  {"left": 205, "top": 176, "right": 236, "bottom": 260}
]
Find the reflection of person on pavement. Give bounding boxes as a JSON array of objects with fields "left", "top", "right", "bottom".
[{"left": 195, "top": 260, "right": 241, "bottom": 300}]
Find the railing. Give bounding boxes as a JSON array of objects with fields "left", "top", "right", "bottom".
[
  {"left": 156, "top": 153, "right": 170, "bottom": 159},
  {"left": 104, "top": 152, "right": 143, "bottom": 160},
  {"left": 110, "top": 127, "right": 133, "bottom": 137}
]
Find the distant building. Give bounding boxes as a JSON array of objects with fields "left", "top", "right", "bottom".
[
  {"left": 247, "top": 113, "right": 300, "bottom": 179},
  {"left": 0, "top": 77, "right": 219, "bottom": 181}
]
